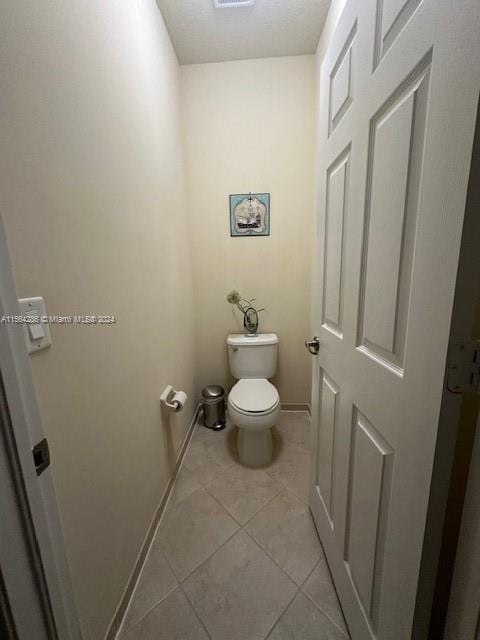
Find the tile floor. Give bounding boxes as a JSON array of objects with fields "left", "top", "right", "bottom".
[{"left": 117, "top": 411, "right": 349, "bottom": 640}]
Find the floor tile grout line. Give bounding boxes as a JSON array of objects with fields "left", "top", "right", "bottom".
[
  {"left": 159, "top": 495, "right": 242, "bottom": 585},
  {"left": 175, "top": 521, "right": 241, "bottom": 585},
  {"left": 236, "top": 485, "right": 323, "bottom": 586},
  {"left": 242, "top": 527, "right": 317, "bottom": 593},
  {"left": 158, "top": 539, "right": 187, "bottom": 585},
  {"left": 159, "top": 493, "right": 342, "bottom": 639},
  {"left": 194, "top": 430, "right": 311, "bottom": 517},
  {"left": 297, "top": 558, "right": 321, "bottom": 591},
  {"left": 191, "top": 416, "right": 311, "bottom": 498},
  {"left": 198, "top": 481, "right": 246, "bottom": 526},
  {"left": 122, "top": 539, "right": 331, "bottom": 639},
  {"left": 178, "top": 582, "right": 213, "bottom": 640},
  {"left": 299, "top": 555, "right": 324, "bottom": 589},
  {"left": 123, "top": 412, "right": 322, "bottom": 638},
  {"left": 299, "top": 554, "right": 350, "bottom": 638},
  {"left": 117, "top": 580, "right": 179, "bottom": 638},
  {"left": 245, "top": 480, "right": 310, "bottom": 530},
  {"left": 176, "top": 524, "right": 296, "bottom": 640},
  {"left": 158, "top": 429, "right": 244, "bottom": 586},
  {"left": 115, "top": 419, "right": 206, "bottom": 637},
  {"left": 165, "top": 466, "right": 307, "bottom": 586},
  {"left": 204, "top": 479, "right": 285, "bottom": 528},
  {"left": 163, "top": 482, "right": 207, "bottom": 519},
  {"left": 261, "top": 550, "right": 334, "bottom": 640},
  {"left": 268, "top": 477, "right": 309, "bottom": 506},
  {"left": 231, "top": 476, "right": 316, "bottom": 640},
  {"left": 161, "top": 420, "right": 208, "bottom": 516},
  {"left": 163, "top": 427, "right": 236, "bottom": 516},
  {"left": 198, "top": 458, "right": 236, "bottom": 487},
  {"left": 262, "top": 585, "right": 300, "bottom": 640},
  {"left": 262, "top": 457, "right": 310, "bottom": 505},
  {"left": 116, "top": 468, "right": 198, "bottom": 638},
  {"left": 238, "top": 482, "right": 292, "bottom": 528},
  {"left": 175, "top": 482, "right": 315, "bottom": 592},
  {"left": 175, "top": 523, "right": 310, "bottom": 640},
  {"left": 301, "top": 589, "right": 350, "bottom": 639},
  {"left": 183, "top": 444, "right": 237, "bottom": 487}
]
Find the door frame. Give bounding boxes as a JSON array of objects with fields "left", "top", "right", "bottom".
[
  {"left": 411, "top": 100, "right": 480, "bottom": 640},
  {"left": 0, "top": 211, "right": 82, "bottom": 640},
  {"left": 443, "top": 413, "right": 480, "bottom": 640}
]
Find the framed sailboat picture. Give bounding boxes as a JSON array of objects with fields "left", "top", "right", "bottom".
[{"left": 229, "top": 193, "right": 270, "bottom": 237}]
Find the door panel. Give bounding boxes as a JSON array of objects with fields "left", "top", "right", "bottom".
[
  {"left": 329, "top": 21, "right": 356, "bottom": 134},
  {"left": 323, "top": 147, "right": 350, "bottom": 338},
  {"left": 317, "top": 371, "right": 340, "bottom": 522},
  {"left": 358, "top": 58, "right": 430, "bottom": 373},
  {"left": 374, "top": 0, "right": 423, "bottom": 67},
  {"left": 345, "top": 408, "right": 393, "bottom": 630},
  {"left": 310, "top": 0, "right": 480, "bottom": 638}
]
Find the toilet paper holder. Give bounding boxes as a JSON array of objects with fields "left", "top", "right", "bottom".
[{"left": 160, "top": 385, "right": 187, "bottom": 412}]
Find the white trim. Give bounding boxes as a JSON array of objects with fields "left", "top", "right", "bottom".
[
  {"left": 281, "top": 403, "right": 311, "bottom": 415},
  {"left": 105, "top": 402, "right": 201, "bottom": 640},
  {"left": 0, "top": 373, "right": 54, "bottom": 638},
  {"left": 0, "top": 211, "right": 82, "bottom": 639},
  {"left": 213, "top": 0, "right": 255, "bottom": 8}
]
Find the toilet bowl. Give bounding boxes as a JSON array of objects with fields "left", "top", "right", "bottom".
[
  {"left": 228, "top": 378, "right": 280, "bottom": 466},
  {"left": 226, "top": 334, "right": 280, "bottom": 466}
]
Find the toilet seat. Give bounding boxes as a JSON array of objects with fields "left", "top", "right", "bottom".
[{"left": 229, "top": 378, "right": 279, "bottom": 415}]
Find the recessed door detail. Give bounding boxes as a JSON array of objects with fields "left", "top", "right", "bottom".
[
  {"left": 329, "top": 21, "right": 357, "bottom": 134},
  {"left": 322, "top": 146, "right": 350, "bottom": 338},
  {"left": 316, "top": 371, "right": 339, "bottom": 527},
  {"left": 345, "top": 408, "right": 393, "bottom": 628},
  {"left": 311, "top": 0, "right": 479, "bottom": 636},
  {"left": 357, "top": 57, "right": 431, "bottom": 375},
  {"left": 374, "top": 0, "right": 423, "bottom": 68}
]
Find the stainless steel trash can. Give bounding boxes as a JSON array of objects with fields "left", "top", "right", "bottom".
[{"left": 201, "top": 385, "right": 226, "bottom": 430}]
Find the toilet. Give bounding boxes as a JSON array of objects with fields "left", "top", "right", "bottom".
[{"left": 227, "top": 333, "right": 280, "bottom": 467}]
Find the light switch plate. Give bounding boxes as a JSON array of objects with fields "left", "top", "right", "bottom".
[{"left": 18, "top": 297, "right": 52, "bottom": 354}]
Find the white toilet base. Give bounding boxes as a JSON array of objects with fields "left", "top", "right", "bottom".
[{"left": 237, "top": 427, "right": 272, "bottom": 467}]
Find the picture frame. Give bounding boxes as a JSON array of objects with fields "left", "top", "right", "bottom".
[{"left": 229, "top": 192, "right": 270, "bottom": 237}]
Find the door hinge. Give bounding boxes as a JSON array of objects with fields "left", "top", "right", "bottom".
[
  {"left": 446, "top": 341, "right": 480, "bottom": 394},
  {"left": 32, "top": 437, "right": 50, "bottom": 476}
]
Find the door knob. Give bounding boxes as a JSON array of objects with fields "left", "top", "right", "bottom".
[{"left": 305, "top": 336, "right": 320, "bottom": 355}]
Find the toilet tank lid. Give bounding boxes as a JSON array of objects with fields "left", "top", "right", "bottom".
[{"left": 227, "top": 333, "right": 278, "bottom": 347}]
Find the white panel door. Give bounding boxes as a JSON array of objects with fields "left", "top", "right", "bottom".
[{"left": 309, "top": 0, "right": 480, "bottom": 638}]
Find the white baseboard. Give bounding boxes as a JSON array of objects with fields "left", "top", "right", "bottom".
[
  {"left": 105, "top": 402, "right": 201, "bottom": 640},
  {"left": 281, "top": 403, "right": 311, "bottom": 415}
]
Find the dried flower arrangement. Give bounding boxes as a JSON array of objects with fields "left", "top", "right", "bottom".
[{"left": 226, "top": 290, "right": 265, "bottom": 335}]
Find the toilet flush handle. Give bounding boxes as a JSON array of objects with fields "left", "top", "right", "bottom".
[{"left": 305, "top": 336, "right": 320, "bottom": 355}]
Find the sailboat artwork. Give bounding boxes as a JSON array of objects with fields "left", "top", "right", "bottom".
[{"left": 229, "top": 192, "right": 270, "bottom": 237}]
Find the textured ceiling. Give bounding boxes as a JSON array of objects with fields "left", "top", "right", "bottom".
[{"left": 156, "top": 0, "right": 331, "bottom": 65}]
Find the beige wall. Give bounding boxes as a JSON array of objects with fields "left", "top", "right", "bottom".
[
  {"left": 0, "top": 1, "right": 196, "bottom": 639},
  {"left": 181, "top": 56, "right": 316, "bottom": 403},
  {"left": 0, "top": 6, "right": 322, "bottom": 638}
]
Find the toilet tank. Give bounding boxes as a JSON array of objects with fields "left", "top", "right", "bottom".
[{"left": 227, "top": 333, "right": 279, "bottom": 379}]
